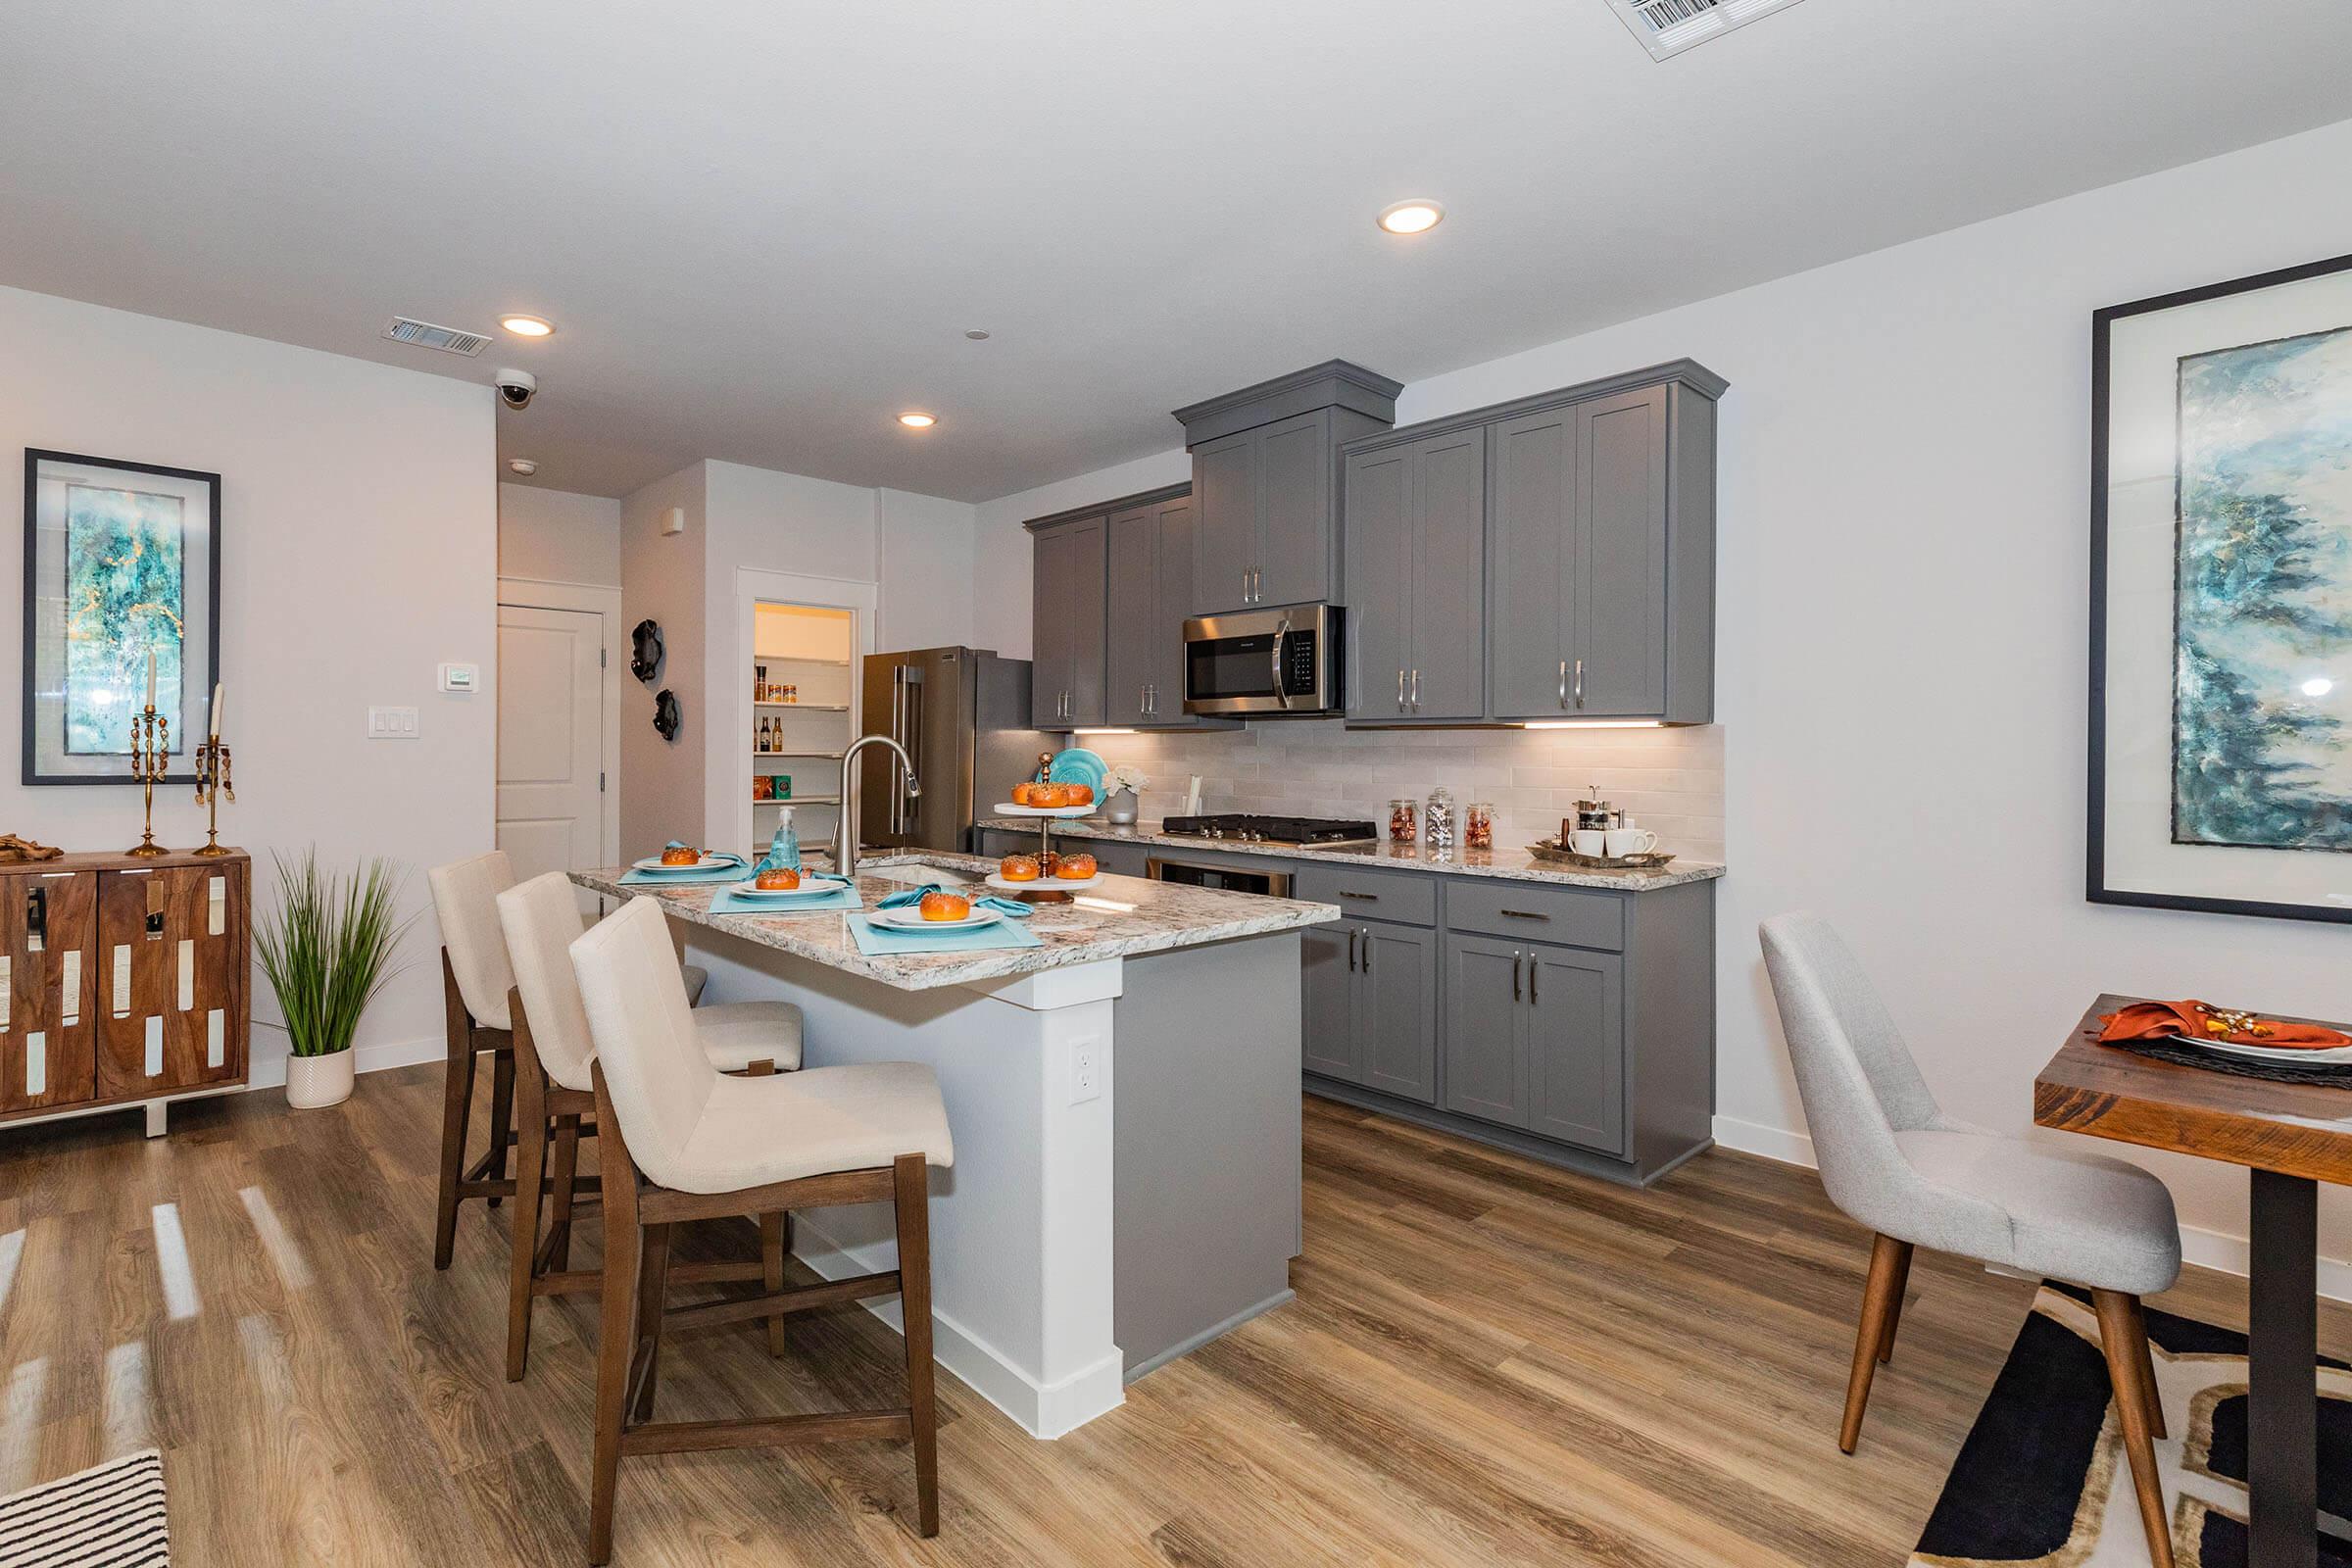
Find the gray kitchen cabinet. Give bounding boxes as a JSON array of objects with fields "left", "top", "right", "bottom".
[
  {"left": 1029, "top": 514, "right": 1106, "bottom": 730},
  {"left": 1575, "top": 387, "right": 1669, "bottom": 718},
  {"left": 1524, "top": 945, "right": 1627, "bottom": 1155},
  {"left": 1299, "top": 925, "right": 1359, "bottom": 1082},
  {"left": 1103, "top": 493, "right": 1227, "bottom": 729},
  {"left": 1442, "top": 933, "right": 1529, "bottom": 1127},
  {"left": 1487, "top": 405, "right": 1576, "bottom": 719},
  {"left": 1345, "top": 427, "right": 1485, "bottom": 721},
  {"left": 1175, "top": 361, "right": 1402, "bottom": 616},
  {"left": 1358, "top": 922, "right": 1437, "bottom": 1103}
]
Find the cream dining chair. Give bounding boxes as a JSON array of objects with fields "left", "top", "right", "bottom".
[{"left": 1760, "top": 911, "right": 2182, "bottom": 1568}]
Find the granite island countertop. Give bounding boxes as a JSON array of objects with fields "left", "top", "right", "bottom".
[
  {"left": 976, "top": 818, "right": 1724, "bottom": 893},
  {"left": 572, "top": 852, "right": 1340, "bottom": 993}
]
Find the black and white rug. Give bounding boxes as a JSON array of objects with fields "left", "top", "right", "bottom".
[
  {"left": 1913, "top": 1285, "right": 2351, "bottom": 1566},
  {"left": 0, "top": 1448, "right": 169, "bottom": 1566}
]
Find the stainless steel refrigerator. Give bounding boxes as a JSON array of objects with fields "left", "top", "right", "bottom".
[{"left": 857, "top": 648, "right": 1052, "bottom": 856}]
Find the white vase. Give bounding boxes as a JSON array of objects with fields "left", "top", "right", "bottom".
[
  {"left": 285, "top": 1051, "right": 356, "bottom": 1110},
  {"left": 1102, "top": 788, "right": 1140, "bottom": 825}
]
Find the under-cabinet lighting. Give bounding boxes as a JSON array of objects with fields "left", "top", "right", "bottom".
[
  {"left": 1072, "top": 728, "right": 1138, "bottom": 736},
  {"left": 1521, "top": 719, "right": 1666, "bottom": 729}
]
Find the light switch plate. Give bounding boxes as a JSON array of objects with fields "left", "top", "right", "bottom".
[
  {"left": 367, "top": 706, "right": 420, "bottom": 739},
  {"left": 437, "top": 662, "right": 479, "bottom": 694}
]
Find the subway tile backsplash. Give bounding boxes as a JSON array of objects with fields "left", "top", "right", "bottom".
[{"left": 1072, "top": 720, "right": 1725, "bottom": 862}]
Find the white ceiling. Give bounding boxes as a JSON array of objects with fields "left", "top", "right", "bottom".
[{"left": 5, "top": 1, "right": 2350, "bottom": 503}]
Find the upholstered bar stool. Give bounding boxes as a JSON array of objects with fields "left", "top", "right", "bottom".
[
  {"left": 1761, "top": 912, "right": 2183, "bottom": 1568},
  {"left": 570, "top": 897, "right": 953, "bottom": 1564},
  {"left": 428, "top": 852, "right": 710, "bottom": 1269},
  {"left": 496, "top": 870, "right": 807, "bottom": 1380}
]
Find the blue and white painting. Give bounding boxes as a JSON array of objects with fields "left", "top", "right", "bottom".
[
  {"left": 2174, "top": 323, "right": 2352, "bottom": 850},
  {"left": 62, "top": 482, "right": 185, "bottom": 756}
]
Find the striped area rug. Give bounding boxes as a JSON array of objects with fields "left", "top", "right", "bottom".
[{"left": 0, "top": 1449, "right": 169, "bottom": 1566}]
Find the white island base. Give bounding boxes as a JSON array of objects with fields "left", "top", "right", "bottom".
[{"left": 680, "top": 922, "right": 1307, "bottom": 1438}]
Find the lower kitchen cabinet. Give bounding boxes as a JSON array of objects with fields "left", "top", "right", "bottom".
[
  {"left": 1440, "top": 933, "right": 1624, "bottom": 1156},
  {"left": 1442, "top": 934, "right": 1527, "bottom": 1126},
  {"left": 1303, "top": 919, "right": 1436, "bottom": 1103}
]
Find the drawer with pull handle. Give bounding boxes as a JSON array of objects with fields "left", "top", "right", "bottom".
[
  {"left": 1443, "top": 879, "right": 1623, "bottom": 951},
  {"left": 1289, "top": 863, "right": 1437, "bottom": 927}
]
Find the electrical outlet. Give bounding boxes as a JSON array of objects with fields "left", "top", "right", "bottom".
[
  {"left": 367, "top": 706, "right": 420, "bottom": 739},
  {"left": 1069, "top": 1037, "right": 1101, "bottom": 1104}
]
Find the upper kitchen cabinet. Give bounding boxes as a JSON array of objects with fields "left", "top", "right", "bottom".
[
  {"left": 1344, "top": 426, "right": 1487, "bottom": 722},
  {"left": 1102, "top": 488, "right": 1234, "bottom": 730},
  {"left": 1346, "top": 359, "right": 1725, "bottom": 727},
  {"left": 1173, "top": 361, "right": 1402, "bottom": 615},
  {"left": 1027, "top": 513, "right": 1107, "bottom": 730}
]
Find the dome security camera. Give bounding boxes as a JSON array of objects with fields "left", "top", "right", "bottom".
[{"left": 495, "top": 368, "right": 537, "bottom": 410}]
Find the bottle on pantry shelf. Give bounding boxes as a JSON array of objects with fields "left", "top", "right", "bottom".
[{"left": 758, "top": 716, "right": 772, "bottom": 752}]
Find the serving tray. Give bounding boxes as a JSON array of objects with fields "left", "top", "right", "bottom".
[{"left": 1527, "top": 840, "right": 1677, "bottom": 871}]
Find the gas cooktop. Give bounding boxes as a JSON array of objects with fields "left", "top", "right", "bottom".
[{"left": 1160, "top": 813, "right": 1378, "bottom": 848}]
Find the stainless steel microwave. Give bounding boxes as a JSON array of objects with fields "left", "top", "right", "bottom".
[{"left": 1182, "top": 602, "right": 1345, "bottom": 716}]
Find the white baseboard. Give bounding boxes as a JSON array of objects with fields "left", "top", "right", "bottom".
[
  {"left": 1710, "top": 1114, "right": 2352, "bottom": 1304},
  {"left": 789, "top": 1214, "right": 1126, "bottom": 1440},
  {"left": 244, "top": 1030, "right": 443, "bottom": 1090}
]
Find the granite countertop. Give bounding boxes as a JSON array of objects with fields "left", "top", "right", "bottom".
[
  {"left": 976, "top": 818, "right": 1725, "bottom": 893},
  {"left": 572, "top": 852, "right": 1340, "bottom": 993}
]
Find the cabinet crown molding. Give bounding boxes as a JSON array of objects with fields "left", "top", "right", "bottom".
[
  {"left": 1021, "top": 481, "right": 1191, "bottom": 535},
  {"left": 1341, "top": 358, "right": 1729, "bottom": 457},
  {"left": 1173, "top": 359, "right": 1403, "bottom": 447}
]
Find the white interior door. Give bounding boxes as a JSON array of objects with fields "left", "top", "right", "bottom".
[{"left": 497, "top": 604, "right": 604, "bottom": 881}]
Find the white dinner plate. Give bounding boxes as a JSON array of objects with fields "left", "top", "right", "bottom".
[
  {"left": 991, "top": 803, "right": 1097, "bottom": 818},
  {"left": 726, "top": 874, "right": 850, "bottom": 903},
  {"left": 631, "top": 853, "right": 738, "bottom": 873},
  {"left": 986, "top": 871, "right": 1101, "bottom": 892},
  {"left": 867, "top": 905, "right": 1003, "bottom": 932},
  {"left": 2169, "top": 1032, "right": 2352, "bottom": 1067}
]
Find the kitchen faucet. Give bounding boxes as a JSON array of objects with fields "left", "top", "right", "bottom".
[{"left": 833, "top": 733, "right": 920, "bottom": 878}]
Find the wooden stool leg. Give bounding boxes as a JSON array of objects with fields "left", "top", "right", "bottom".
[
  {"left": 1877, "top": 1240, "right": 1913, "bottom": 1365},
  {"left": 894, "top": 1152, "right": 939, "bottom": 1538},
  {"left": 506, "top": 1003, "right": 551, "bottom": 1383},
  {"left": 2092, "top": 1289, "right": 2175, "bottom": 1568},
  {"left": 1839, "top": 1233, "right": 1907, "bottom": 1454},
  {"left": 432, "top": 954, "right": 476, "bottom": 1271},
  {"left": 2127, "top": 1295, "right": 2166, "bottom": 1440},
  {"left": 633, "top": 1223, "right": 672, "bottom": 1424},
  {"left": 484, "top": 1049, "right": 515, "bottom": 1209},
  {"left": 760, "top": 1210, "right": 788, "bottom": 1357},
  {"left": 547, "top": 1114, "right": 581, "bottom": 1272},
  {"left": 587, "top": 1070, "right": 641, "bottom": 1568}
]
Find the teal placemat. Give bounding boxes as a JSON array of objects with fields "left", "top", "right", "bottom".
[
  {"left": 848, "top": 915, "right": 1044, "bottom": 956},
  {"left": 708, "top": 883, "right": 859, "bottom": 915}
]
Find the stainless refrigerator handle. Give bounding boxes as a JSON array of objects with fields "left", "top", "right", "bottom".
[{"left": 888, "top": 665, "right": 907, "bottom": 834}]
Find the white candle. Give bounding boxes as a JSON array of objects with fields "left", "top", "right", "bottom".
[
  {"left": 210, "top": 682, "right": 224, "bottom": 739},
  {"left": 145, "top": 650, "right": 157, "bottom": 709}
]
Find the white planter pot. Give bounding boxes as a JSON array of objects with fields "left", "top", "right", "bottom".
[{"left": 285, "top": 1051, "right": 356, "bottom": 1110}]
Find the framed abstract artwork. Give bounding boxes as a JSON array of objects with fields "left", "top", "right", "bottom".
[
  {"left": 22, "top": 450, "right": 221, "bottom": 785},
  {"left": 2090, "top": 253, "right": 2352, "bottom": 922}
]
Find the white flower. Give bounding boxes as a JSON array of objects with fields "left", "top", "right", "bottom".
[{"left": 1107, "top": 763, "right": 1151, "bottom": 794}]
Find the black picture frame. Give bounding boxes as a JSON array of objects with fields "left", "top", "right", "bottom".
[
  {"left": 2087, "top": 250, "right": 2352, "bottom": 924},
  {"left": 22, "top": 448, "right": 223, "bottom": 786}
]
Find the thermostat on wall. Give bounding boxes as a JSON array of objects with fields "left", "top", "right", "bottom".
[{"left": 438, "top": 662, "right": 480, "bottom": 694}]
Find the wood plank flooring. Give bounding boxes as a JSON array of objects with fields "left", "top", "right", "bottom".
[{"left": 0, "top": 1068, "right": 2341, "bottom": 1566}]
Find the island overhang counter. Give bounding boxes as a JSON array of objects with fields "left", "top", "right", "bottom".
[{"left": 571, "top": 853, "right": 1339, "bottom": 1438}]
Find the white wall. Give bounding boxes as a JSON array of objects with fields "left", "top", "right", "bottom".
[
  {"left": 619, "top": 463, "right": 707, "bottom": 858},
  {"left": 0, "top": 283, "right": 496, "bottom": 1082},
  {"left": 497, "top": 481, "right": 620, "bottom": 587},
  {"left": 877, "top": 487, "right": 978, "bottom": 653},
  {"left": 972, "top": 448, "right": 1187, "bottom": 660},
  {"left": 972, "top": 117, "right": 2352, "bottom": 1277}
]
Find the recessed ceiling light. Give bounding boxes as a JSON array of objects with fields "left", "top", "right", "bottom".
[
  {"left": 500, "top": 315, "right": 555, "bottom": 338},
  {"left": 508, "top": 458, "right": 538, "bottom": 475},
  {"left": 964, "top": 329, "right": 991, "bottom": 341},
  {"left": 897, "top": 412, "right": 938, "bottom": 429},
  {"left": 1376, "top": 200, "right": 1446, "bottom": 236}
]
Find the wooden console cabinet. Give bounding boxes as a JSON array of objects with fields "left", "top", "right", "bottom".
[{"left": 0, "top": 849, "right": 251, "bottom": 1134}]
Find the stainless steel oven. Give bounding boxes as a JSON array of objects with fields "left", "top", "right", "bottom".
[
  {"left": 1145, "top": 855, "right": 1295, "bottom": 898},
  {"left": 1182, "top": 602, "right": 1344, "bottom": 716}
]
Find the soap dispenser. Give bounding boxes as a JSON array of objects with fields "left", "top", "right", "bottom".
[{"left": 760, "top": 806, "right": 804, "bottom": 876}]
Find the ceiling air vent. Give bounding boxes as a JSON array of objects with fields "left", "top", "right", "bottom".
[
  {"left": 381, "top": 316, "right": 491, "bottom": 357},
  {"left": 1607, "top": 0, "right": 1806, "bottom": 60}
]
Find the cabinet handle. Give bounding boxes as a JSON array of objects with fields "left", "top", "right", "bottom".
[
  {"left": 1530, "top": 958, "right": 1539, "bottom": 1004},
  {"left": 1337, "top": 890, "right": 1380, "bottom": 902},
  {"left": 1396, "top": 668, "right": 1405, "bottom": 711},
  {"left": 1511, "top": 951, "right": 1522, "bottom": 1001},
  {"left": 1243, "top": 567, "right": 1250, "bottom": 605},
  {"left": 1348, "top": 929, "right": 1358, "bottom": 971},
  {"left": 1558, "top": 659, "right": 1568, "bottom": 710},
  {"left": 1409, "top": 668, "right": 1419, "bottom": 710},
  {"left": 1574, "top": 659, "right": 1585, "bottom": 709},
  {"left": 1498, "top": 908, "right": 1548, "bottom": 920},
  {"left": 1252, "top": 566, "right": 1261, "bottom": 603},
  {"left": 1361, "top": 929, "right": 1372, "bottom": 973}
]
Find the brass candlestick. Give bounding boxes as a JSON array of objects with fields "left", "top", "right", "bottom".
[
  {"left": 193, "top": 732, "right": 234, "bottom": 857},
  {"left": 125, "top": 705, "right": 171, "bottom": 858}
]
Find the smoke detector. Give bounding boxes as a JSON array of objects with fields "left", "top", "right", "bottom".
[
  {"left": 381, "top": 316, "right": 491, "bottom": 356},
  {"left": 1606, "top": 0, "right": 1806, "bottom": 60},
  {"left": 508, "top": 459, "right": 539, "bottom": 476}
]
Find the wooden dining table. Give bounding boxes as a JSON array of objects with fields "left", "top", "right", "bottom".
[{"left": 2035, "top": 994, "right": 2352, "bottom": 1568}]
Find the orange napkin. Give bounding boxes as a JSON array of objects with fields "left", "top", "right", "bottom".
[{"left": 2096, "top": 999, "right": 2352, "bottom": 1051}]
